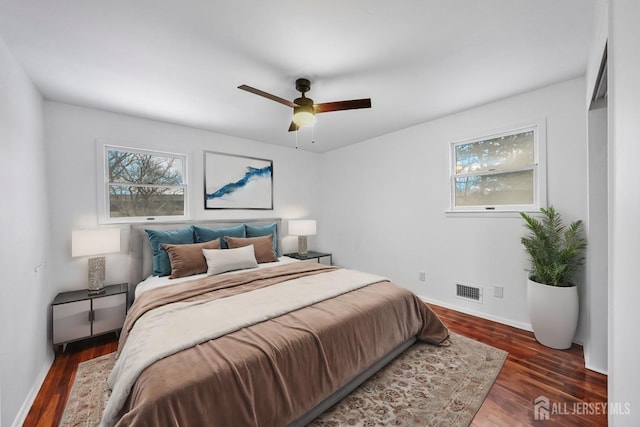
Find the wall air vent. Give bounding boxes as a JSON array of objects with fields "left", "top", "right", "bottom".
[{"left": 456, "top": 283, "right": 483, "bottom": 303}]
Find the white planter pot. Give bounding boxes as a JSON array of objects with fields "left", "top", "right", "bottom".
[{"left": 527, "top": 279, "right": 579, "bottom": 349}]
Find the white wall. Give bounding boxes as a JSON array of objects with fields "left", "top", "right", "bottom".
[
  {"left": 585, "top": 0, "right": 609, "bottom": 107},
  {"left": 44, "top": 102, "right": 323, "bottom": 293},
  {"left": 0, "top": 37, "right": 51, "bottom": 427},
  {"left": 608, "top": 0, "right": 640, "bottom": 424},
  {"left": 583, "top": 0, "right": 609, "bottom": 377},
  {"left": 585, "top": 104, "right": 608, "bottom": 375},
  {"left": 318, "top": 78, "right": 588, "bottom": 336}
]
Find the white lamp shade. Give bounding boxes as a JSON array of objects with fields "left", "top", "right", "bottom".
[
  {"left": 72, "top": 229, "right": 121, "bottom": 257},
  {"left": 288, "top": 220, "right": 317, "bottom": 236}
]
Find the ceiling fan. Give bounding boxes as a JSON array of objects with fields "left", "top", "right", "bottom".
[{"left": 238, "top": 78, "right": 372, "bottom": 132}]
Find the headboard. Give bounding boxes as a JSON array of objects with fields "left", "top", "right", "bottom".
[{"left": 129, "top": 218, "right": 282, "bottom": 298}]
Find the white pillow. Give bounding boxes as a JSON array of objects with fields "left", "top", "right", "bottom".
[{"left": 203, "top": 244, "right": 258, "bottom": 275}]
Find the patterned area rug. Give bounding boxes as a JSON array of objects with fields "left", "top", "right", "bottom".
[{"left": 60, "top": 333, "right": 506, "bottom": 426}]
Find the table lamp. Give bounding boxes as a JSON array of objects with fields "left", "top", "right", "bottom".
[
  {"left": 72, "top": 229, "right": 121, "bottom": 294},
  {"left": 288, "top": 219, "right": 316, "bottom": 257}
]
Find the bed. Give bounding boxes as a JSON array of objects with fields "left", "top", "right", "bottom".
[{"left": 105, "top": 218, "right": 449, "bottom": 426}]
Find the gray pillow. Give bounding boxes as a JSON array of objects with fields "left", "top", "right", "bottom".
[{"left": 203, "top": 245, "right": 258, "bottom": 275}]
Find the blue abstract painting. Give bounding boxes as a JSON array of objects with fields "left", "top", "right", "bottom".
[{"left": 204, "top": 151, "right": 273, "bottom": 209}]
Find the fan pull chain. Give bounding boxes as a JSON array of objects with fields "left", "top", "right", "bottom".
[
  {"left": 295, "top": 129, "right": 299, "bottom": 149},
  {"left": 311, "top": 124, "right": 315, "bottom": 144}
]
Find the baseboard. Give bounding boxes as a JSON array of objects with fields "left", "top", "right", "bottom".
[
  {"left": 584, "top": 363, "right": 608, "bottom": 376},
  {"left": 421, "top": 295, "right": 595, "bottom": 351},
  {"left": 584, "top": 351, "right": 609, "bottom": 375},
  {"left": 419, "top": 295, "right": 533, "bottom": 332},
  {"left": 11, "top": 354, "right": 54, "bottom": 427}
]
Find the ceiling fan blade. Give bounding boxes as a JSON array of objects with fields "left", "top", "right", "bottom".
[
  {"left": 314, "top": 98, "right": 372, "bottom": 114},
  {"left": 238, "top": 84, "right": 297, "bottom": 108},
  {"left": 288, "top": 121, "right": 300, "bottom": 132}
]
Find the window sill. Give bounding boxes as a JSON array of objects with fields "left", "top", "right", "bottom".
[
  {"left": 99, "top": 215, "right": 190, "bottom": 225},
  {"left": 445, "top": 210, "right": 537, "bottom": 218}
]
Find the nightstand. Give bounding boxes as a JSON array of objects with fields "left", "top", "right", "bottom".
[
  {"left": 285, "top": 251, "right": 332, "bottom": 265},
  {"left": 52, "top": 283, "right": 128, "bottom": 352}
]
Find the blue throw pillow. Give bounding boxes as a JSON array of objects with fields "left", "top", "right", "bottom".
[
  {"left": 245, "top": 223, "right": 279, "bottom": 256},
  {"left": 145, "top": 227, "right": 195, "bottom": 276},
  {"left": 193, "top": 224, "right": 246, "bottom": 249}
]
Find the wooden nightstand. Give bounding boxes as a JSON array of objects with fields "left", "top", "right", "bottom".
[
  {"left": 285, "top": 251, "right": 332, "bottom": 265},
  {"left": 52, "top": 283, "right": 128, "bottom": 352}
]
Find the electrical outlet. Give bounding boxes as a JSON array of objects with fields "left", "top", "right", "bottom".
[
  {"left": 418, "top": 271, "right": 426, "bottom": 282},
  {"left": 494, "top": 286, "right": 504, "bottom": 298}
]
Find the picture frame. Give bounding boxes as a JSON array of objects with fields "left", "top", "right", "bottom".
[{"left": 204, "top": 151, "right": 273, "bottom": 210}]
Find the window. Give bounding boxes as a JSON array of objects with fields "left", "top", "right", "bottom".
[
  {"left": 450, "top": 121, "right": 546, "bottom": 212},
  {"left": 98, "top": 143, "right": 188, "bottom": 223}
]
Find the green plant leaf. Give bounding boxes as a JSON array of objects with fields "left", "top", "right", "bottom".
[{"left": 520, "top": 206, "right": 587, "bottom": 287}]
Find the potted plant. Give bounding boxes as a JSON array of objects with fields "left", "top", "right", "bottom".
[{"left": 520, "top": 206, "right": 587, "bottom": 349}]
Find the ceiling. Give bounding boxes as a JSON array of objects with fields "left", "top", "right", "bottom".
[{"left": 0, "top": 0, "right": 599, "bottom": 152}]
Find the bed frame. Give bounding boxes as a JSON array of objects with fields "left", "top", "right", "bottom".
[
  {"left": 288, "top": 336, "right": 416, "bottom": 426},
  {"left": 126, "top": 218, "right": 415, "bottom": 426}
]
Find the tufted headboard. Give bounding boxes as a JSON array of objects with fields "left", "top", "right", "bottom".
[{"left": 128, "top": 218, "right": 282, "bottom": 298}]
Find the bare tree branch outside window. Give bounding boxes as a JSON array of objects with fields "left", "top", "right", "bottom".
[{"left": 107, "top": 148, "right": 186, "bottom": 218}]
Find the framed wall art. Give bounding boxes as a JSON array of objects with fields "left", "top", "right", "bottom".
[{"left": 204, "top": 151, "right": 273, "bottom": 210}]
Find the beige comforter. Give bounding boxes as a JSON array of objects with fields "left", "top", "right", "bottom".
[{"left": 110, "top": 262, "right": 449, "bottom": 426}]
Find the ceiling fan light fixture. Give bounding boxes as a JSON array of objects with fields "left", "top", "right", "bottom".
[
  {"left": 293, "top": 105, "right": 315, "bottom": 126},
  {"left": 238, "top": 78, "right": 371, "bottom": 133}
]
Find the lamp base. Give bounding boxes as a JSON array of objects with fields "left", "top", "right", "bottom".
[
  {"left": 87, "top": 256, "right": 106, "bottom": 295},
  {"left": 297, "top": 236, "right": 308, "bottom": 257}
]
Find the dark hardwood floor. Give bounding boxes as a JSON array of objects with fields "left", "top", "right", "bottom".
[
  {"left": 24, "top": 335, "right": 118, "bottom": 427},
  {"left": 24, "top": 305, "right": 607, "bottom": 426},
  {"left": 435, "top": 305, "right": 608, "bottom": 427}
]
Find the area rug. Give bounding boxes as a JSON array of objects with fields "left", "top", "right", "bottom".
[{"left": 60, "top": 333, "right": 506, "bottom": 426}]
